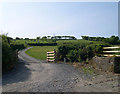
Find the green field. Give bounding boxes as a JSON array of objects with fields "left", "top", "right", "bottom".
[
  {"left": 25, "top": 46, "right": 57, "bottom": 60},
  {"left": 11, "top": 39, "right": 55, "bottom": 44}
]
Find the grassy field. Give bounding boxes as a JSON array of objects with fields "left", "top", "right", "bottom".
[
  {"left": 11, "top": 39, "right": 55, "bottom": 44},
  {"left": 25, "top": 46, "right": 57, "bottom": 60}
]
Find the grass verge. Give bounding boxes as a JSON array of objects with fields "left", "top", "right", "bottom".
[{"left": 25, "top": 46, "right": 57, "bottom": 60}]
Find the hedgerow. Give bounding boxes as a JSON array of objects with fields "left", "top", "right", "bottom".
[
  {"left": 2, "top": 35, "right": 25, "bottom": 72},
  {"left": 57, "top": 42, "right": 109, "bottom": 62}
]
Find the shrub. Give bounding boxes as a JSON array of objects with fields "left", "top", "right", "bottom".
[
  {"left": 94, "top": 44, "right": 103, "bottom": 56},
  {"left": 57, "top": 44, "right": 75, "bottom": 61},
  {"left": 79, "top": 48, "right": 88, "bottom": 61},
  {"left": 67, "top": 49, "right": 78, "bottom": 62},
  {"left": 66, "top": 48, "right": 89, "bottom": 62},
  {"left": 86, "top": 46, "right": 94, "bottom": 60},
  {"left": 10, "top": 43, "right": 26, "bottom": 51},
  {"left": 108, "top": 35, "right": 119, "bottom": 45},
  {"left": 2, "top": 35, "right": 18, "bottom": 72},
  {"left": 57, "top": 42, "right": 109, "bottom": 62}
]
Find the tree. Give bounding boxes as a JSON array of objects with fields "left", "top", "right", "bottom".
[
  {"left": 109, "top": 35, "right": 119, "bottom": 45},
  {"left": 7, "top": 36, "right": 13, "bottom": 40},
  {"left": 81, "top": 36, "right": 89, "bottom": 40},
  {"left": 58, "top": 36, "right": 62, "bottom": 40},
  {"left": 36, "top": 37, "right": 40, "bottom": 40},
  {"left": 71, "top": 36, "right": 77, "bottom": 40},
  {"left": 25, "top": 38, "right": 29, "bottom": 40},
  {"left": 88, "top": 37, "right": 92, "bottom": 41},
  {"left": 16, "top": 37, "right": 20, "bottom": 40},
  {"left": 41, "top": 36, "right": 47, "bottom": 41},
  {"left": 64, "top": 36, "right": 67, "bottom": 39},
  {"left": 51, "top": 37, "right": 54, "bottom": 39},
  {"left": 7, "top": 37, "right": 13, "bottom": 44},
  {"left": 47, "top": 36, "right": 51, "bottom": 39}
]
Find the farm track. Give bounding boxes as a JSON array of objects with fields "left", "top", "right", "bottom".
[{"left": 2, "top": 47, "right": 120, "bottom": 92}]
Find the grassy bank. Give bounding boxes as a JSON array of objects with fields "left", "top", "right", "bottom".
[{"left": 25, "top": 46, "right": 57, "bottom": 60}]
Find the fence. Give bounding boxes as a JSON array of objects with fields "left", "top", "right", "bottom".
[
  {"left": 47, "top": 49, "right": 56, "bottom": 62},
  {"left": 103, "top": 46, "right": 120, "bottom": 57}
]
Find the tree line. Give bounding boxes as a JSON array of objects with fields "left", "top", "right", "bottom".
[
  {"left": 81, "top": 35, "right": 120, "bottom": 45},
  {"left": 15, "top": 36, "right": 77, "bottom": 40}
]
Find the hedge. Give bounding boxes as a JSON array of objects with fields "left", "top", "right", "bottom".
[
  {"left": 2, "top": 35, "right": 18, "bottom": 72},
  {"left": 10, "top": 43, "right": 26, "bottom": 51},
  {"left": 57, "top": 43, "right": 109, "bottom": 62},
  {"left": 27, "top": 43, "right": 57, "bottom": 46}
]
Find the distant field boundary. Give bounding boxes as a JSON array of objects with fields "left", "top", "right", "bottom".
[{"left": 27, "top": 43, "right": 57, "bottom": 46}]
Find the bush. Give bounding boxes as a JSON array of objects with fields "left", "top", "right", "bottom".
[
  {"left": 2, "top": 35, "right": 18, "bottom": 72},
  {"left": 67, "top": 49, "right": 78, "bottom": 62},
  {"left": 57, "top": 42, "right": 109, "bottom": 62},
  {"left": 67, "top": 46, "right": 91, "bottom": 62},
  {"left": 10, "top": 43, "right": 26, "bottom": 51},
  {"left": 79, "top": 48, "right": 88, "bottom": 61},
  {"left": 57, "top": 44, "right": 75, "bottom": 61},
  {"left": 86, "top": 46, "right": 94, "bottom": 60}
]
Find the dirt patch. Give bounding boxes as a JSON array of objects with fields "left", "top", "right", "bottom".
[{"left": 70, "top": 62, "right": 120, "bottom": 92}]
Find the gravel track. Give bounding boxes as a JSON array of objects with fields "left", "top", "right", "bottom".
[{"left": 2, "top": 48, "right": 119, "bottom": 92}]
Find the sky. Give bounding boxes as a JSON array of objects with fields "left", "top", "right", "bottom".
[{"left": 0, "top": 2, "right": 118, "bottom": 39}]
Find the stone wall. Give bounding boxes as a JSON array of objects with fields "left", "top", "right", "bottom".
[{"left": 91, "top": 56, "right": 120, "bottom": 73}]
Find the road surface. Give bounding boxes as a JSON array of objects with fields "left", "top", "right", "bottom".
[{"left": 2, "top": 48, "right": 119, "bottom": 92}]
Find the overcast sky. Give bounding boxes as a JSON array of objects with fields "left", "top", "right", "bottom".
[{"left": 0, "top": 2, "right": 118, "bottom": 39}]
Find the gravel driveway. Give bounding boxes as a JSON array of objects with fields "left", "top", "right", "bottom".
[{"left": 2, "top": 48, "right": 119, "bottom": 92}]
